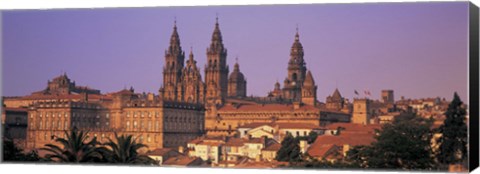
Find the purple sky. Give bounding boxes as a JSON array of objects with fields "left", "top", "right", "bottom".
[{"left": 2, "top": 2, "right": 469, "bottom": 103}]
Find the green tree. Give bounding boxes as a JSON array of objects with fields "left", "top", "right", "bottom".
[
  {"left": 436, "top": 92, "right": 468, "bottom": 165},
  {"left": 306, "top": 131, "right": 318, "bottom": 144},
  {"left": 3, "top": 138, "right": 41, "bottom": 162},
  {"left": 3, "top": 138, "right": 23, "bottom": 161},
  {"left": 276, "top": 133, "right": 302, "bottom": 162},
  {"left": 346, "top": 112, "right": 435, "bottom": 170},
  {"left": 100, "top": 133, "right": 156, "bottom": 165},
  {"left": 40, "top": 129, "right": 103, "bottom": 163}
]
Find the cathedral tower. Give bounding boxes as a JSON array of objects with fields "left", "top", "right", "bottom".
[
  {"left": 228, "top": 59, "right": 247, "bottom": 98},
  {"left": 326, "top": 88, "right": 345, "bottom": 111},
  {"left": 205, "top": 17, "right": 229, "bottom": 104},
  {"left": 283, "top": 28, "right": 307, "bottom": 102},
  {"left": 160, "top": 21, "right": 185, "bottom": 101},
  {"left": 301, "top": 70, "right": 317, "bottom": 106},
  {"left": 182, "top": 48, "right": 206, "bottom": 104}
]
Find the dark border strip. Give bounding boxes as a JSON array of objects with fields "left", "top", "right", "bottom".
[{"left": 469, "top": 2, "right": 479, "bottom": 172}]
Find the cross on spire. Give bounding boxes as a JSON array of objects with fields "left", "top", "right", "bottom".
[{"left": 295, "top": 23, "right": 300, "bottom": 41}]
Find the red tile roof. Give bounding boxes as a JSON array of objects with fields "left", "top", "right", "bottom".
[
  {"left": 307, "top": 144, "right": 339, "bottom": 158},
  {"left": 4, "top": 107, "right": 28, "bottom": 112},
  {"left": 238, "top": 122, "right": 320, "bottom": 130},
  {"left": 15, "top": 93, "right": 112, "bottom": 101},
  {"left": 146, "top": 148, "right": 177, "bottom": 156},
  {"left": 324, "top": 123, "right": 381, "bottom": 134},
  {"left": 163, "top": 155, "right": 202, "bottom": 166},
  {"left": 309, "top": 133, "right": 376, "bottom": 149},
  {"left": 218, "top": 103, "right": 319, "bottom": 112},
  {"left": 263, "top": 142, "right": 281, "bottom": 151},
  {"left": 224, "top": 138, "right": 245, "bottom": 147}
]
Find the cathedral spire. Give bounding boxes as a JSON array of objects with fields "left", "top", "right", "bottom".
[
  {"left": 209, "top": 15, "right": 224, "bottom": 53},
  {"left": 167, "top": 19, "right": 182, "bottom": 56},
  {"left": 189, "top": 46, "right": 194, "bottom": 61}
]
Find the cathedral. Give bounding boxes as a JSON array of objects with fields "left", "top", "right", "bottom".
[{"left": 2, "top": 17, "right": 351, "bottom": 152}]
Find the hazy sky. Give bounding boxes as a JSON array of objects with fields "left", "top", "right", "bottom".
[{"left": 2, "top": 2, "right": 469, "bottom": 103}]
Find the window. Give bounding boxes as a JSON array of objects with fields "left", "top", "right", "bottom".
[
  {"left": 106, "top": 113, "right": 109, "bottom": 119},
  {"left": 147, "top": 136, "right": 151, "bottom": 143},
  {"left": 133, "top": 121, "right": 137, "bottom": 129},
  {"left": 126, "top": 121, "right": 131, "bottom": 129},
  {"left": 58, "top": 121, "right": 62, "bottom": 129},
  {"left": 148, "top": 121, "right": 152, "bottom": 131},
  {"left": 155, "top": 121, "right": 159, "bottom": 131},
  {"left": 65, "top": 121, "right": 68, "bottom": 129}
]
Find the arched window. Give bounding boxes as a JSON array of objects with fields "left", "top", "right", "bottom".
[{"left": 292, "top": 73, "right": 298, "bottom": 81}]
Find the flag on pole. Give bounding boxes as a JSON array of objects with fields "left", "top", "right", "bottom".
[{"left": 354, "top": 90, "right": 359, "bottom": 95}]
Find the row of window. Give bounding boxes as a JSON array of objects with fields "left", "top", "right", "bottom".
[
  {"left": 125, "top": 111, "right": 159, "bottom": 118},
  {"left": 34, "top": 120, "right": 69, "bottom": 130},
  {"left": 125, "top": 120, "right": 160, "bottom": 131},
  {"left": 33, "top": 112, "right": 110, "bottom": 119}
]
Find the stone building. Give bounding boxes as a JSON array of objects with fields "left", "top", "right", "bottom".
[
  {"left": 326, "top": 88, "right": 345, "bottom": 111},
  {"left": 352, "top": 98, "right": 372, "bottom": 125},
  {"left": 381, "top": 90, "right": 394, "bottom": 104},
  {"left": 10, "top": 75, "right": 205, "bottom": 152},
  {"left": 3, "top": 18, "right": 353, "bottom": 154}
]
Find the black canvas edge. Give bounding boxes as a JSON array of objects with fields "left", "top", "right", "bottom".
[{"left": 469, "top": 1, "right": 479, "bottom": 172}]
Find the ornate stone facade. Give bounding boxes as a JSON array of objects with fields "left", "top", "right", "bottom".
[
  {"left": 3, "top": 18, "right": 352, "bottom": 153},
  {"left": 14, "top": 80, "right": 205, "bottom": 152},
  {"left": 205, "top": 18, "right": 229, "bottom": 105}
]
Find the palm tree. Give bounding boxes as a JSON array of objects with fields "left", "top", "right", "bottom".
[
  {"left": 40, "top": 129, "right": 103, "bottom": 163},
  {"left": 101, "top": 133, "right": 156, "bottom": 165}
]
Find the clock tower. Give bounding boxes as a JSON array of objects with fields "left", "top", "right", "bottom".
[{"left": 282, "top": 28, "right": 307, "bottom": 102}]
